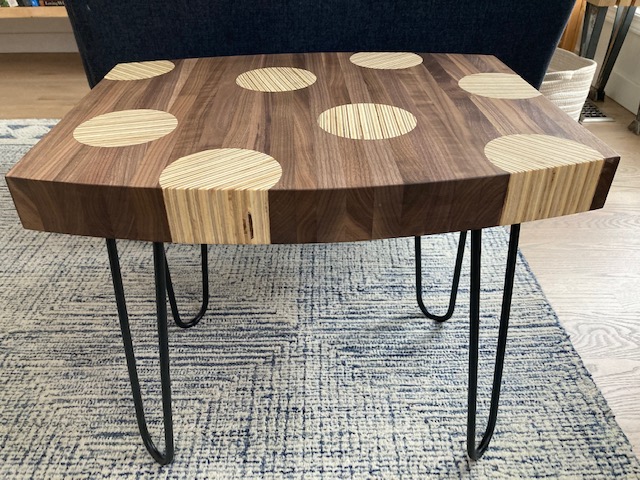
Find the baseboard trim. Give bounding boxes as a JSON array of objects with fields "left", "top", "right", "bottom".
[{"left": 605, "top": 71, "right": 640, "bottom": 113}]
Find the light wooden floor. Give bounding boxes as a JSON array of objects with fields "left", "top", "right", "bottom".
[
  {"left": 2, "top": 53, "right": 639, "bottom": 456},
  {"left": 520, "top": 99, "right": 640, "bottom": 456}
]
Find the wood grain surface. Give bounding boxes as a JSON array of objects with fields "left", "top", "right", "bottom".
[
  {"left": 458, "top": 73, "right": 542, "bottom": 99},
  {"left": 104, "top": 61, "right": 176, "bottom": 81},
  {"left": 73, "top": 109, "right": 178, "bottom": 147},
  {"left": 587, "top": 0, "right": 639, "bottom": 7},
  {"left": 159, "top": 148, "right": 282, "bottom": 244},
  {"left": 0, "top": 6, "right": 67, "bottom": 18},
  {"left": 235, "top": 67, "right": 317, "bottom": 92},
  {"left": 317, "top": 103, "right": 417, "bottom": 140},
  {"left": 484, "top": 134, "right": 605, "bottom": 224},
  {"left": 349, "top": 52, "right": 424, "bottom": 69},
  {"left": 0, "top": 54, "right": 90, "bottom": 119},
  {"left": 5, "top": 52, "right": 619, "bottom": 244}
]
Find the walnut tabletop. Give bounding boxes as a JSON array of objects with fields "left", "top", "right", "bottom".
[{"left": 6, "top": 52, "right": 618, "bottom": 245}]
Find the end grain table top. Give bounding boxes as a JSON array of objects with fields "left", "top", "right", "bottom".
[{"left": 6, "top": 52, "right": 619, "bottom": 245}]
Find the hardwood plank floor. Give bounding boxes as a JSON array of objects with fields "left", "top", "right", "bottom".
[
  {"left": 520, "top": 99, "right": 640, "bottom": 456},
  {"left": 1, "top": 53, "right": 638, "bottom": 456},
  {"left": 0, "top": 53, "right": 89, "bottom": 118}
]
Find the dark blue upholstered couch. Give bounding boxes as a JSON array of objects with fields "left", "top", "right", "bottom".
[{"left": 65, "top": 1, "right": 575, "bottom": 89}]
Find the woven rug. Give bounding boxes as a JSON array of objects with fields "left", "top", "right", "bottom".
[{"left": 1, "top": 120, "right": 639, "bottom": 479}]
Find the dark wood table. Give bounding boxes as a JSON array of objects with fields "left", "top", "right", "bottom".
[{"left": 5, "top": 52, "right": 619, "bottom": 465}]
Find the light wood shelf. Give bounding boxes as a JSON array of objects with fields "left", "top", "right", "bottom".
[{"left": 0, "top": 7, "right": 67, "bottom": 19}]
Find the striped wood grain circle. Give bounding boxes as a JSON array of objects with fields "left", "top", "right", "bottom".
[
  {"left": 73, "top": 109, "right": 178, "bottom": 147},
  {"left": 159, "top": 148, "right": 282, "bottom": 244},
  {"left": 350, "top": 52, "right": 423, "bottom": 69},
  {"left": 458, "top": 73, "right": 541, "bottom": 99},
  {"left": 485, "top": 134, "right": 605, "bottom": 224},
  {"left": 104, "top": 60, "right": 175, "bottom": 81},
  {"left": 236, "top": 67, "right": 317, "bottom": 92},
  {"left": 318, "top": 103, "right": 417, "bottom": 140}
]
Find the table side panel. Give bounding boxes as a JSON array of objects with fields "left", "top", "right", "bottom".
[{"left": 5, "top": 177, "right": 172, "bottom": 241}]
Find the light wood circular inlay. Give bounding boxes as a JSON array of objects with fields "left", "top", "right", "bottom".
[
  {"left": 318, "top": 103, "right": 417, "bottom": 140},
  {"left": 160, "top": 148, "right": 282, "bottom": 190},
  {"left": 350, "top": 52, "right": 423, "bottom": 69},
  {"left": 104, "top": 60, "right": 175, "bottom": 81},
  {"left": 485, "top": 134, "right": 604, "bottom": 171},
  {"left": 485, "top": 134, "right": 605, "bottom": 225},
  {"left": 159, "top": 149, "right": 282, "bottom": 244},
  {"left": 458, "top": 73, "right": 541, "bottom": 99},
  {"left": 236, "top": 67, "right": 317, "bottom": 92},
  {"left": 73, "top": 109, "right": 178, "bottom": 147}
]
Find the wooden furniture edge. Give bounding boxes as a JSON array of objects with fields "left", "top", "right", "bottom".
[
  {"left": 0, "top": 7, "right": 67, "bottom": 19},
  {"left": 587, "top": 0, "right": 639, "bottom": 6}
]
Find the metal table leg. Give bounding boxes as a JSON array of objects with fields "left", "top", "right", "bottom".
[
  {"left": 590, "top": 6, "right": 637, "bottom": 101},
  {"left": 416, "top": 225, "right": 521, "bottom": 459},
  {"left": 106, "top": 239, "right": 175, "bottom": 465},
  {"left": 467, "top": 225, "right": 520, "bottom": 460},
  {"left": 415, "top": 231, "right": 467, "bottom": 322},
  {"left": 106, "top": 227, "right": 520, "bottom": 463},
  {"left": 165, "top": 244, "right": 209, "bottom": 329},
  {"left": 580, "top": 2, "right": 609, "bottom": 59},
  {"left": 629, "top": 103, "right": 640, "bottom": 134}
]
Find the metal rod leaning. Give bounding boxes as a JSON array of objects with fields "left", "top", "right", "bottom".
[
  {"left": 415, "top": 231, "right": 467, "bottom": 322},
  {"left": 579, "top": 2, "right": 607, "bottom": 59},
  {"left": 165, "top": 244, "right": 209, "bottom": 329},
  {"left": 106, "top": 239, "right": 174, "bottom": 465},
  {"left": 589, "top": 5, "right": 637, "bottom": 101},
  {"left": 467, "top": 225, "right": 520, "bottom": 460}
]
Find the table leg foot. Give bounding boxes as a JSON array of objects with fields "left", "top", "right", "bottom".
[
  {"left": 467, "top": 225, "right": 520, "bottom": 460},
  {"left": 589, "top": 6, "right": 637, "bottom": 102},
  {"left": 165, "top": 244, "right": 209, "bottom": 329},
  {"left": 106, "top": 239, "right": 174, "bottom": 465},
  {"left": 415, "top": 231, "right": 467, "bottom": 322},
  {"left": 629, "top": 116, "right": 640, "bottom": 136},
  {"left": 588, "top": 86, "right": 606, "bottom": 103}
]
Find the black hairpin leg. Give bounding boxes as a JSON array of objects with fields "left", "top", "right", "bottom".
[
  {"left": 106, "top": 239, "right": 174, "bottom": 465},
  {"left": 415, "top": 231, "right": 467, "bottom": 322},
  {"left": 165, "top": 244, "right": 209, "bottom": 329},
  {"left": 467, "top": 225, "right": 520, "bottom": 460}
]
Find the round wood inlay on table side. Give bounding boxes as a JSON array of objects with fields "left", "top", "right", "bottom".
[
  {"left": 159, "top": 149, "right": 282, "bottom": 244},
  {"left": 485, "top": 134, "right": 605, "bottom": 224}
]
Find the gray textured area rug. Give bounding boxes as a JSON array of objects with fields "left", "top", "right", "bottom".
[{"left": 1, "top": 120, "right": 639, "bottom": 479}]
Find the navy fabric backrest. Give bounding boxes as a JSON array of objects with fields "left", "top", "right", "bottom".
[{"left": 65, "top": 0, "right": 574, "bottom": 89}]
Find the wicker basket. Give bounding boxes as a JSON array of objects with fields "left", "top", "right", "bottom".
[{"left": 540, "top": 48, "right": 597, "bottom": 122}]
